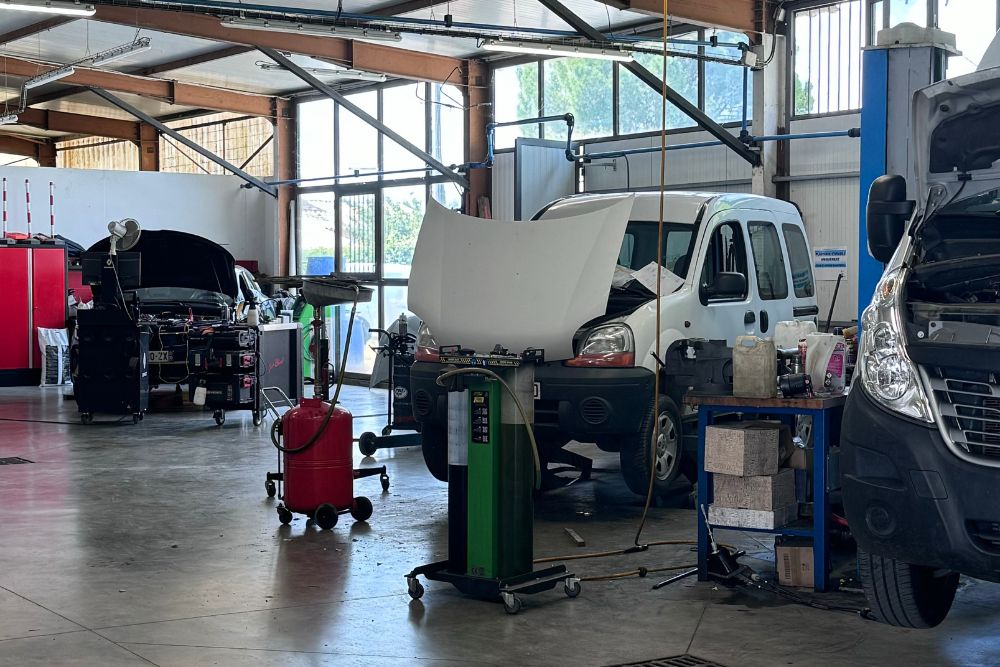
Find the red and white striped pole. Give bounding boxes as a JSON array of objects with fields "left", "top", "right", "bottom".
[
  {"left": 2, "top": 177, "right": 7, "bottom": 239},
  {"left": 48, "top": 181, "right": 54, "bottom": 238},
  {"left": 24, "top": 179, "right": 31, "bottom": 237}
]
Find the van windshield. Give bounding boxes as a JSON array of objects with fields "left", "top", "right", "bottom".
[
  {"left": 617, "top": 221, "right": 696, "bottom": 278},
  {"left": 941, "top": 187, "right": 1000, "bottom": 215}
]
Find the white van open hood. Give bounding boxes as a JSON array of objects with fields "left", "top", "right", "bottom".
[
  {"left": 914, "top": 65, "right": 1000, "bottom": 210},
  {"left": 408, "top": 197, "right": 634, "bottom": 360}
]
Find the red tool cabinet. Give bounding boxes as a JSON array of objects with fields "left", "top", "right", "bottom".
[{"left": 0, "top": 242, "right": 67, "bottom": 386}]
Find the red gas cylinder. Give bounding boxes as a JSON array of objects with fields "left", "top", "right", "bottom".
[{"left": 278, "top": 398, "right": 372, "bottom": 529}]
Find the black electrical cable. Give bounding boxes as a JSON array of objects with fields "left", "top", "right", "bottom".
[
  {"left": 622, "top": 153, "right": 632, "bottom": 190},
  {"left": 270, "top": 286, "right": 360, "bottom": 454}
]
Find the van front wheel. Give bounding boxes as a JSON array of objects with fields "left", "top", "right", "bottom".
[
  {"left": 858, "top": 549, "right": 959, "bottom": 628},
  {"left": 618, "top": 396, "right": 683, "bottom": 497}
]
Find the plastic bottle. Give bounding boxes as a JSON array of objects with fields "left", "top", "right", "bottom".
[
  {"left": 805, "top": 332, "right": 847, "bottom": 395},
  {"left": 733, "top": 336, "right": 778, "bottom": 398}
]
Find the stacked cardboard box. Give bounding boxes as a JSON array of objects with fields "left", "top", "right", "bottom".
[{"left": 706, "top": 422, "right": 798, "bottom": 530}]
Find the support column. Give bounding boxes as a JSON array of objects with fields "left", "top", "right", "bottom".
[
  {"left": 751, "top": 34, "right": 787, "bottom": 198},
  {"left": 36, "top": 140, "right": 56, "bottom": 167},
  {"left": 138, "top": 122, "right": 159, "bottom": 171},
  {"left": 274, "top": 97, "right": 295, "bottom": 276},
  {"left": 464, "top": 59, "right": 491, "bottom": 217}
]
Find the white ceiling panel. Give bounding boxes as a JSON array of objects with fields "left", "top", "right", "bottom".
[
  {"left": 0, "top": 13, "right": 63, "bottom": 39},
  {"left": 1, "top": 19, "right": 221, "bottom": 70}
]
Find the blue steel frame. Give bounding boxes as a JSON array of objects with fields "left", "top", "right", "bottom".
[
  {"left": 696, "top": 399, "right": 844, "bottom": 592},
  {"left": 857, "top": 47, "right": 890, "bottom": 325}
]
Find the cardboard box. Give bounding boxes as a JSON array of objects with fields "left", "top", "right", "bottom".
[
  {"left": 708, "top": 503, "right": 797, "bottom": 530},
  {"left": 713, "top": 469, "right": 795, "bottom": 511},
  {"left": 776, "top": 537, "right": 814, "bottom": 588},
  {"left": 705, "top": 423, "right": 782, "bottom": 476}
]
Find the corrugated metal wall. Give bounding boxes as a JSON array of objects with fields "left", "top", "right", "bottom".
[{"left": 491, "top": 151, "right": 515, "bottom": 220}]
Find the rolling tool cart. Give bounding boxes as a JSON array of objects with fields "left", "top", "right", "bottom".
[
  {"left": 189, "top": 326, "right": 259, "bottom": 426},
  {"left": 266, "top": 279, "right": 388, "bottom": 529},
  {"left": 405, "top": 348, "right": 580, "bottom": 614},
  {"left": 358, "top": 315, "right": 422, "bottom": 457}
]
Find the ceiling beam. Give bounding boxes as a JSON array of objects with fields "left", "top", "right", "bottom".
[
  {"left": 602, "top": 0, "right": 756, "bottom": 35},
  {"left": 0, "top": 133, "right": 44, "bottom": 158},
  {"left": 15, "top": 107, "right": 139, "bottom": 141},
  {"left": 0, "top": 16, "right": 77, "bottom": 46},
  {"left": 130, "top": 45, "right": 255, "bottom": 77},
  {"left": 90, "top": 5, "right": 465, "bottom": 82},
  {"left": 0, "top": 56, "right": 278, "bottom": 117}
]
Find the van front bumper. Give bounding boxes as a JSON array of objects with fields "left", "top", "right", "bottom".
[
  {"left": 842, "top": 387, "right": 1000, "bottom": 582},
  {"left": 409, "top": 361, "right": 655, "bottom": 441}
]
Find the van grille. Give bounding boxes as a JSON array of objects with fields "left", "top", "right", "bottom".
[{"left": 927, "top": 366, "right": 1000, "bottom": 461}]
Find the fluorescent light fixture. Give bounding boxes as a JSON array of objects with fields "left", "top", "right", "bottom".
[
  {"left": 0, "top": 113, "right": 17, "bottom": 125},
  {"left": 0, "top": 0, "right": 94, "bottom": 16},
  {"left": 257, "top": 61, "right": 387, "bottom": 82},
  {"left": 24, "top": 65, "right": 75, "bottom": 90},
  {"left": 481, "top": 39, "right": 634, "bottom": 62},
  {"left": 89, "top": 37, "right": 152, "bottom": 67},
  {"left": 221, "top": 17, "right": 402, "bottom": 43}
]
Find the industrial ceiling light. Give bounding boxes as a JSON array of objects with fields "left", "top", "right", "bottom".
[
  {"left": 0, "top": 0, "right": 94, "bottom": 16},
  {"left": 221, "top": 16, "right": 402, "bottom": 43},
  {"left": 0, "top": 113, "right": 17, "bottom": 125},
  {"left": 481, "top": 39, "right": 634, "bottom": 62},
  {"left": 256, "top": 61, "right": 387, "bottom": 82},
  {"left": 23, "top": 65, "right": 75, "bottom": 90},
  {"left": 89, "top": 37, "right": 152, "bottom": 67}
]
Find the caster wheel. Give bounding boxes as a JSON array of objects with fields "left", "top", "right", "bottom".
[
  {"left": 315, "top": 503, "right": 339, "bottom": 530},
  {"left": 407, "top": 578, "right": 424, "bottom": 600},
  {"left": 80, "top": 413, "right": 93, "bottom": 425},
  {"left": 380, "top": 473, "right": 390, "bottom": 492},
  {"left": 214, "top": 410, "right": 225, "bottom": 426},
  {"left": 132, "top": 413, "right": 140, "bottom": 425},
  {"left": 381, "top": 425, "right": 393, "bottom": 437},
  {"left": 351, "top": 496, "right": 373, "bottom": 522},
  {"left": 265, "top": 480, "right": 277, "bottom": 498},
  {"left": 502, "top": 593, "right": 522, "bottom": 615},
  {"left": 252, "top": 411, "right": 263, "bottom": 427},
  {"left": 277, "top": 506, "right": 293, "bottom": 525},
  {"left": 359, "top": 432, "right": 378, "bottom": 457},
  {"left": 564, "top": 579, "right": 582, "bottom": 598}
]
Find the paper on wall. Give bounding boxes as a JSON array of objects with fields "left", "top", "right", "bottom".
[
  {"left": 814, "top": 246, "right": 849, "bottom": 281},
  {"left": 408, "top": 197, "right": 635, "bottom": 361},
  {"left": 630, "top": 262, "right": 685, "bottom": 296}
]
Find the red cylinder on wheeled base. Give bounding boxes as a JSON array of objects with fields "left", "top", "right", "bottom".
[{"left": 275, "top": 397, "right": 373, "bottom": 530}]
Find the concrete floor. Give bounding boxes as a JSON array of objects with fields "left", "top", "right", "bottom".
[{"left": 1, "top": 385, "right": 999, "bottom": 667}]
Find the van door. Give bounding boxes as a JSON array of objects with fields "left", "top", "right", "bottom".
[
  {"left": 746, "top": 212, "right": 793, "bottom": 335},
  {"left": 778, "top": 215, "right": 820, "bottom": 323},
  {"left": 691, "top": 212, "right": 759, "bottom": 344}
]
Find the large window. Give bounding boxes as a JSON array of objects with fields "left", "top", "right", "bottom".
[
  {"left": 792, "top": 1, "right": 865, "bottom": 116},
  {"left": 496, "top": 28, "right": 754, "bottom": 143},
  {"left": 296, "top": 80, "right": 465, "bottom": 376},
  {"left": 543, "top": 57, "right": 613, "bottom": 139}
]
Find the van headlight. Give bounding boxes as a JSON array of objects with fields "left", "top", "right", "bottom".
[
  {"left": 858, "top": 270, "right": 932, "bottom": 421},
  {"left": 566, "top": 324, "right": 635, "bottom": 367}
]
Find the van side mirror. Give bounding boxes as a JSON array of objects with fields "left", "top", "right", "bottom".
[
  {"left": 867, "top": 175, "right": 915, "bottom": 264},
  {"left": 706, "top": 272, "right": 747, "bottom": 300}
]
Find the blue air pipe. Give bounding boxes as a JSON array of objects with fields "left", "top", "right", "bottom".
[{"left": 461, "top": 114, "right": 576, "bottom": 171}]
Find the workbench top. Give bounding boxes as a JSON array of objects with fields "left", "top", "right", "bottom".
[{"left": 683, "top": 391, "right": 848, "bottom": 410}]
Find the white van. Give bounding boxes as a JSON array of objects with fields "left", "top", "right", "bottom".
[{"left": 410, "top": 191, "right": 819, "bottom": 496}]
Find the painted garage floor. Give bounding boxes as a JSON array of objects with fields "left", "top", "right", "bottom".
[{"left": 1, "top": 385, "right": 999, "bottom": 666}]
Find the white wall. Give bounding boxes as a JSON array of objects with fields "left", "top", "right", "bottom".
[
  {"left": 0, "top": 166, "right": 277, "bottom": 273},
  {"left": 787, "top": 113, "right": 861, "bottom": 323}
]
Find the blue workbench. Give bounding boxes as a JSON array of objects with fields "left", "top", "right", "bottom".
[{"left": 686, "top": 393, "right": 847, "bottom": 592}]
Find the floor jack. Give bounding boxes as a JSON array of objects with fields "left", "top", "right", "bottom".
[
  {"left": 405, "top": 349, "right": 581, "bottom": 614},
  {"left": 652, "top": 506, "right": 748, "bottom": 590}
]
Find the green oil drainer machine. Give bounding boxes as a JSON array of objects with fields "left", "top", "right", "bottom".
[{"left": 405, "top": 348, "right": 581, "bottom": 614}]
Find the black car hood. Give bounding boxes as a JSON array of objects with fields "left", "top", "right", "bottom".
[{"left": 87, "top": 230, "right": 238, "bottom": 300}]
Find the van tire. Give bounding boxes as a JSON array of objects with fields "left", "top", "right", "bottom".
[
  {"left": 858, "top": 549, "right": 959, "bottom": 628},
  {"left": 619, "top": 396, "right": 683, "bottom": 497},
  {"left": 421, "top": 425, "right": 448, "bottom": 482}
]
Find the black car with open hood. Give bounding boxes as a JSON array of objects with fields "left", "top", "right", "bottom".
[{"left": 87, "top": 229, "right": 239, "bottom": 318}]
